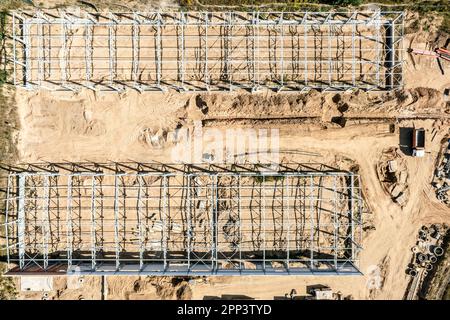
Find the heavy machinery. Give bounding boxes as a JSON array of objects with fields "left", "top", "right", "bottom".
[{"left": 412, "top": 127, "right": 425, "bottom": 157}]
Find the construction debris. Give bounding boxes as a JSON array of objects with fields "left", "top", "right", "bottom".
[
  {"left": 377, "top": 147, "right": 409, "bottom": 206},
  {"left": 309, "top": 287, "right": 334, "bottom": 300},
  {"left": 405, "top": 224, "right": 448, "bottom": 300},
  {"left": 304, "top": 285, "right": 350, "bottom": 300},
  {"left": 433, "top": 138, "right": 450, "bottom": 205}
]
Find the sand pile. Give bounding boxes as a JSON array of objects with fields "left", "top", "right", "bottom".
[
  {"left": 376, "top": 147, "right": 409, "bottom": 207},
  {"left": 195, "top": 87, "right": 448, "bottom": 120}
]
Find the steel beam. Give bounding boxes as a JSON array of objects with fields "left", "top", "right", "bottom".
[
  {"left": 90, "top": 175, "right": 97, "bottom": 270},
  {"left": 36, "top": 15, "right": 45, "bottom": 86},
  {"left": 178, "top": 12, "right": 186, "bottom": 90},
  {"left": 4, "top": 174, "right": 12, "bottom": 265},
  {"left": 238, "top": 175, "right": 242, "bottom": 270},
  {"left": 136, "top": 174, "right": 145, "bottom": 270},
  {"left": 162, "top": 175, "right": 169, "bottom": 270},
  {"left": 108, "top": 13, "right": 118, "bottom": 90},
  {"left": 285, "top": 176, "right": 290, "bottom": 270},
  {"left": 352, "top": 20, "right": 356, "bottom": 87},
  {"left": 309, "top": 176, "right": 314, "bottom": 270},
  {"left": 251, "top": 11, "right": 259, "bottom": 92},
  {"left": 113, "top": 175, "right": 120, "bottom": 270},
  {"left": 327, "top": 24, "right": 332, "bottom": 86},
  {"left": 225, "top": 11, "right": 232, "bottom": 91},
  {"left": 60, "top": 17, "right": 68, "bottom": 88},
  {"left": 23, "top": 21, "right": 32, "bottom": 88},
  {"left": 262, "top": 176, "right": 266, "bottom": 271},
  {"left": 333, "top": 175, "right": 338, "bottom": 270},
  {"left": 304, "top": 16, "right": 308, "bottom": 86},
  {"left": 205, "top": 12, "right": 210, "bottom": 90},
  {"left": 11, "top": 13, "right": 17, "bottom": 86},
  {"left": 186, "top": 174, "right": 192, "bottom": 268},
  {"left": 17, "top": 174, "right": 26, "bottom": 269},
  {"left": 278, "top": 12, "right": 284, "bottom": 91},
  {"left": 350, "top": 174, "right": 355, "bottom": 259},
  {"left": 41, "top": 176, "right": 50, "bottom": 270},
  {"left": 132, "top": 12, "right": 141, "bottom": 91},
  {"left": 66, "top": 174, "right": 73, "bottom": 268},
  {"left": 85, "top": 17, "right": 94, "bottom": 88},
  {"left": 212, "top": 175, "right": 218, "bottom": 271},
  {"left": 156, "top": 12, "right": 162, "bottom": 90}
]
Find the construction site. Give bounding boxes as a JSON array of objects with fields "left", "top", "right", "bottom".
[{"left": 0, "top": 0, "right": 449, "bottom": 301}]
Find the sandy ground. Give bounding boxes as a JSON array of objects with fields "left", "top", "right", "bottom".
[
  {"left": 14, "top": 96, "right": 450, "bottom": 300},
  {"left": 12, "top": 15, "right": 450, "bottom": 300}
]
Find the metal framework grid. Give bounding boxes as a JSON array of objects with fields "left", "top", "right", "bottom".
[
  {"left": 5, "top": 10, "right": 404, "bottom": 92},
  {"left": 0, "top": 163, "right": 363, "bottom": 275}
]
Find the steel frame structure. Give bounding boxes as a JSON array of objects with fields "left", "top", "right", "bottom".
[
  {"left": 5, "top": 10, "right": 404, "bottom": 92},
  {"left": 0, "top": 163, "right": 363, "bottom": 275}
]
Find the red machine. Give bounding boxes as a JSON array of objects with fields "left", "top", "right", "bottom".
[
  {"left": 407, "top": 37, "right": 450, "bottom": 74},
  {"left": 408, "top": 47, "right": 450, "bottom": 61}
]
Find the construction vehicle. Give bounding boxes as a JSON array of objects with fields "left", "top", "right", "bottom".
[
  {"left": 412, "top": 128, "right": 425, "bottom": 157},
  {"left": 307, "top": 285, "right": 334, "bottom": 300}
]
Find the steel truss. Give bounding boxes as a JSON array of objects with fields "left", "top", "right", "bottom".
[
  {"left": 5, "top": 10, "right": 404, "bottom": 92},
  {"left": 0, "top": 163, "right": 363, "bottom": 275}
]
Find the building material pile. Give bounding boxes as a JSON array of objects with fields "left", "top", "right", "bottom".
[
  {"left": 433, "top": 138, "right": 450, "bottom": 205},
  {"left": 405, "top": 224, "right": 448, "bottom": 300},
  {"left": 377, "top": 147, "right": 409, "bottom": 207}
]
